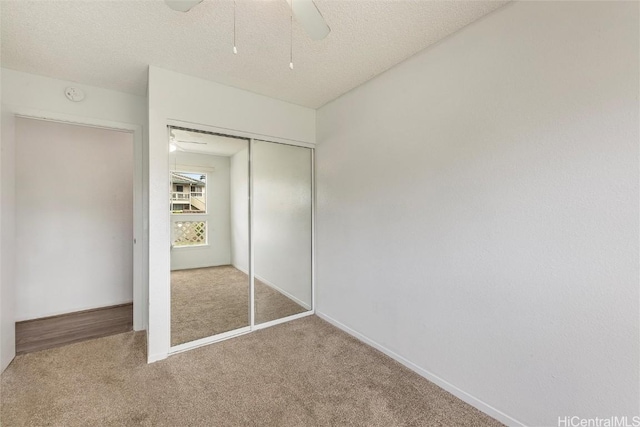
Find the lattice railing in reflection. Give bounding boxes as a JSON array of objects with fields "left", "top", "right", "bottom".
[{"left": 172, "top": 221, "right": 207, "bottom": 247}]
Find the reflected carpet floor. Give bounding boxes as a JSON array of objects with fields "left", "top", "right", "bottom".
[
  {"left": 171, "top": 265, "right": 307, "bottom": 346},
  {"left": 0, "top": 316, "right": 502, "bottom": 427}
]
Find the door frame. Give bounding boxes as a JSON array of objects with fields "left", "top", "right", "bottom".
[
  {"left": 11, "top": 107, "right": 146, "bottom": 331},
  {"left": 166, "top": 120, "right": 315, "bottom": 356}
]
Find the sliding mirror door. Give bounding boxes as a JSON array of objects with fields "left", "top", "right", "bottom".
[
  {"left": 252, "top": 140, "right": 313, "bottom": 325},
  {"left": 170, "top": 127, "right": 250, "bottom": 346}
]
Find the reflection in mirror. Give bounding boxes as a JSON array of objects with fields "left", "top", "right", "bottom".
[
  {"left": 170, "top": 128, "right": 249, "bottom": 346},
  {"left": 253, "top": 140, "right": 312, "bottom": 325}
]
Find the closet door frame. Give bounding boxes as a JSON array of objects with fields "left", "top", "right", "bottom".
[{"left": 166, "top": 120, "right": 314, "bottom": 356}]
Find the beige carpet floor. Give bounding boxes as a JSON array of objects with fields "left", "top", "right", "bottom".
[
  {"left": 1, "top": 316, "right": 502, "bottom": 427},
  {"left": 171, "top": 265, "right": 308, "bottom": 345}
]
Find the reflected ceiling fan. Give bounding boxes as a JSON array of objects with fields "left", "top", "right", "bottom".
[
  {"left": 169, "top": 130, "right": 207, "bottom": 152},
  {"left": 173, "top": 138, "right": 206, "bottom": 145},
  {"left": 164, "top": 0, "right": 330, "bottom": 41},
  {"left": 170, "top": 130, "right": 207, "bottom": 145}
]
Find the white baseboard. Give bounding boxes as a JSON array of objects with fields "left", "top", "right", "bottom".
[
  {"left": 232, "top": 264, "right": 249, "bottom": 275},
  {"left": 232, "top": 264, "right": 311, "bottom": 311},
  {"left": 315, "top": 311, "right": 526, "bottom": 427},
  {"left": 255, "top": 275, "right": 311, "bottom": 310}
]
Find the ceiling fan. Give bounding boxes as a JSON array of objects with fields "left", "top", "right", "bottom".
[
  {"left": 174, "top": 139, "right": 207, "bottom": 145},
  {"left": 164, "top": 0, "right": 330, "bottom": 41},
  {"left": 170, "top": 130, "right": 207, "bottom": 144},
  {"left": 169, "top": 130, "right": 208, "bottom": 152},
  {"left": 170, "top": 140, "right": 206, "bottom": 153}
]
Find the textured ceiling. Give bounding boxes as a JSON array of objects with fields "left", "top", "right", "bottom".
[{"left": 1, "top": 0, "right": 508, "bottom": 108}]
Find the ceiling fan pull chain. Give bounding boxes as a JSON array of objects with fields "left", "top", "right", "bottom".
[
  {"left": 289, "top": 12, "right": 294, "bottom": 70},
  {"left": 233, "top": 0, "right": 238, "bottom": 54}
]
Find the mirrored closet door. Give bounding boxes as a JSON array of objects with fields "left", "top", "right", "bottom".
[
  {"left": 169, "top": 128, "right": 313, "bottom": 349},
  {"left": 169, "top": 127, "right": 250, "bottom": 346},
  {"left": 252, "top": 140, "right": 313, "bottom": 325}
]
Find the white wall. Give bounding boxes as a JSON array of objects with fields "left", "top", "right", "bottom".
[
  {"left": 170, "top": 152, "right": 231, "bottom": 270},
  {"left": 1, "top": 105, "right": 17, "bottom": 373},
  {"left": 2, "top": 69, "right": 147, "bottom": 124},
  {"left": 316, "top": 2, "right": 639, "bottom": 426},
  {"left": 1, "top": 69, "right": 147, "bottom": 370},
  {"left": 15, "top": 118, "right": 134, "bottom": 320},
  {"left": 0, "top": 4, "right": 6, "bottom": 373},
  {"left": 230, "top": 147, "right": 249, "bottom": 272},
  {"left": 253, "top": 141, "right": 312, "bottom": 309},
  {"left": 148, "top": 66, "right": 315, "bottom": 361}
]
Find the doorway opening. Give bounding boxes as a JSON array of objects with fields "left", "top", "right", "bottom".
[{"left": 13, "top": 117, "right": 142, "bottom": 354}]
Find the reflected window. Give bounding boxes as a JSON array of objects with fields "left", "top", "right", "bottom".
[{"left": 170, "top": 171, "right": 206, "bottom": 214}]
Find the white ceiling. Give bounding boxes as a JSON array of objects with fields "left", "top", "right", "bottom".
[
  {"left": 1, "top": 0, "right": 508, "bottom": 108},
  {"left": 171, "top": 128, "right": 247, "bottom": 156}
]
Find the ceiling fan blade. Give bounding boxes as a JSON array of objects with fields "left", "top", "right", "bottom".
[
  {"left": 165, "top": 0, "right": 203, "bottom": 12},
  {"left": 286, "top": 0, "right": 331, "bottom": 41}
]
